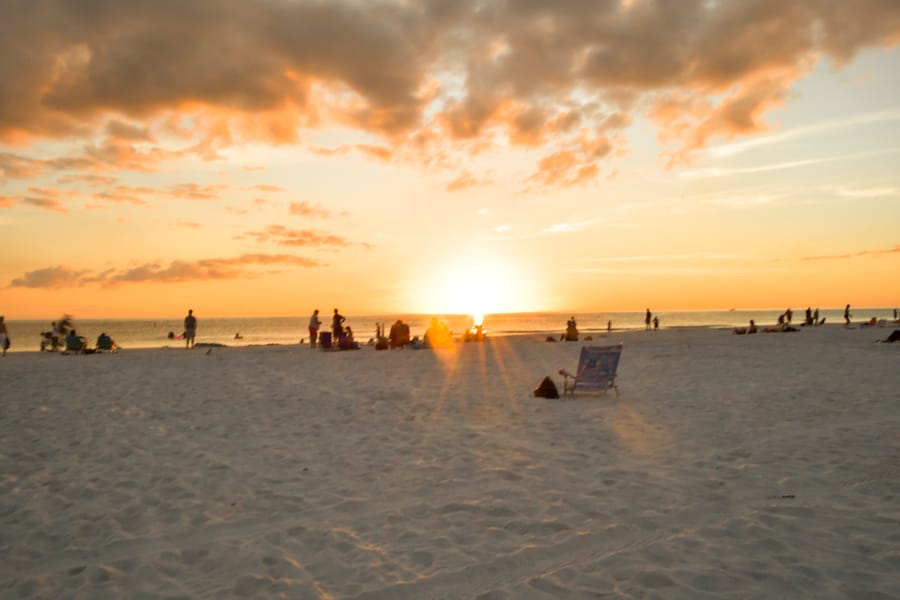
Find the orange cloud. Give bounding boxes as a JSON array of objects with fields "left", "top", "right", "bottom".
[
  {"left": 525, "top": 150, "right": 601, "bottom": 189},
  {"left": 86, "top": 183, "right": 228, "bottom": 207},
  {"left": 446, "top": 169, "right": 493, "bottom": 192},
  {"left": 9, "top": 266, "right": 92, "bottom": 288},
  {"left": 800, "top": 244, "right": 900, "bottom": 261},
  {"left": 288, "top": 201, "right": 331, "bottom": 218},
  {"left": 58, "top": 173, "right": 118, "bottom": 186},
  {"left": 21, "top": 187, "right": 76, "bottom": 213},
  {"left": 0, "top": 153, "right": 43, "bottom": 179},
  {"left": 106, "top": 120, "right": 156, "bottom": 142},
  {"left": 239, "top": 225, "right": 356, "bottom": 248},
  {"left": 309, "top": 143, "right": 392, "bottom": 161},
  {"left": 9, "top": 254, "right": 324, "bottom": 289},
  {"left": 252, "top": 184, "right": 285, "bottom": 192}
]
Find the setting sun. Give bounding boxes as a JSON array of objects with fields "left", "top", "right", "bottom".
[{"left": 415, "top": 250, "right": 535, "bottom": 319}]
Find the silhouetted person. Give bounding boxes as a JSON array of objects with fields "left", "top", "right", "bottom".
[
  {"left": 563, "top": 316, "right": 578, "bottom": 341},
  {"left": 389, "top": 319, "right": 410, "bottom": 349},
  {"left": 645, "top": 309, "right": 652, "bottom": 330},
  {"left": 733, "top": 319, "right": 758, "bottom": 335},
  {"left": 309, "top": 309, "right": 321, "bottom": 348},
  {"left": 844, "top": 304, "right": 851, "bottom": 327},
  {"left": 0, "top": 316, "right": 8, "bottom": 356},
  {"left": 96, "top": 332, "right": 115, "bottom": 350},
  {"left": 50, "top": 322, "right": 60, "bottom": 350},
  {"left": 184, "top": 309, "right": 197, "bottom": 348},
  {"left": 66, "top": 329, "right": 86, "bottom": 353},
  {"left": 332, "top": 309, "right": 345, "bottom": 340}
]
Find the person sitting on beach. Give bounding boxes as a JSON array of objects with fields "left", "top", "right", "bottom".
[
  {"left": 763, "top": 322, "right": 798, "bottom": 333},
  {"left": 733, "top": 320, "right": 758, "bottom": 335},
  {"left": 464, "top": 324, "right": 486, "bottom": 342},
  {"left": 339, "top": 326, "right": 360, "bottom": 350},
  {"left": 65, "top": 329, "right": 87, "bottom": 353},
  {"left": 389, "top": 319, "right": 410, "bottom": 349},
  {"left": 96, "top": 332, "right": 116, "bottom": 351},
  {"left": 561, "top": 316, "right": 578, "bottom": 341},
  {"left": 424, "top": 318, "right": 452, "bottom": 347}
]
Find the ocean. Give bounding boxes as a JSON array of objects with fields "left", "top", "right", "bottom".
[{"left": 3, "top": 307, "right": 897, "bottom": 353}]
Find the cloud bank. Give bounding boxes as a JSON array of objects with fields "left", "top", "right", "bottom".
[
  {"left": 9, "top": 254, "right": 325, "bottom": 289},
  {"left": 1, "top": 0, "right": 898, "bottom": 185}
]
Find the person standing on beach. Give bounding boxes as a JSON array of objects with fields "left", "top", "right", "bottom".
[
  {"left": 653, "top": 315, "right": 659, "bottom": 330},
  {"left": 184, "top": 309, "right": 197, "bottom": 349},
  {"left": 308, "top": 309, "right": 321, "bottom": 348},
  {"left": 0, "top": 316, "right": 9, "bottom": 356},
  {"left": 645, "top": 309, "right": 652, "bottom": 330},
  {"left": 332, "top": 309, "right": 345, "bottom": 340},
  {"left": 50, "top": 321, "right": 60, "bottom": 350},
  {"left": 844, "top": 304, "right": 851, "bottom": 327}
]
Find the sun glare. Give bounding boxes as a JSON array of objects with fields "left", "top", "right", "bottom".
[{"left": 417, "top": 251, "right": 532, "bottom": 319}]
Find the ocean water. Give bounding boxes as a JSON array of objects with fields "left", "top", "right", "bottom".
[{"left": 3, "top": 307, "right": 897, "bottom": 353}]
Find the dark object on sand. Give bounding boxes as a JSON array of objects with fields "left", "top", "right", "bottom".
[
  {"left": 534, "top": 376, "right": 560, "bottom": 399},
  {"left": 878, "top": 329, "right": 900, "bottom": 343}
]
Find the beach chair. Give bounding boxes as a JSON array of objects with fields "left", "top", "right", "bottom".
[{"left": 558, "top": 344, "right": 623, "bottom": 396}]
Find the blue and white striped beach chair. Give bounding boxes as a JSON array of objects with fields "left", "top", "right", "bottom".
[{"left": 558, "top": 344, "right": 623, "bottom": 396}]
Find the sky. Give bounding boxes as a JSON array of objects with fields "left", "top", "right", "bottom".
[{"left": 2, "top": 0, "right": 899, "bottom": 319}]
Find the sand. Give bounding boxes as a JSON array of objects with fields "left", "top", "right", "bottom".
[{"left": 1, "top": 326, "right": 898, "bottom": 599}]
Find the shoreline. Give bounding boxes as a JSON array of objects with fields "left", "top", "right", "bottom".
[
  {"left": 3, "top": 319, "right": 897, "bottom": 355},
  {"left": 3, "top": 308, "right": 898, "bottom": 355}
]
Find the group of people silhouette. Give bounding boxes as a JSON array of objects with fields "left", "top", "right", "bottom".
[{"left": 306, "top": 308, "right": 359, "bottom": 350}]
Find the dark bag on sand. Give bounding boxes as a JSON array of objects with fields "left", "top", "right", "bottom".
[{"left": 534, "top": 376, "right": 559, "bottom": 399}]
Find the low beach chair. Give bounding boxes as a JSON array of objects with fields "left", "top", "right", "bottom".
[{"left": 558, "top": 344, "right": 623, "bottom": 396}]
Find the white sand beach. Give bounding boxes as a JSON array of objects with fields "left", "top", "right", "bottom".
[{"left": 1, "top": 326, "right": 898, "bottom": 599}]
